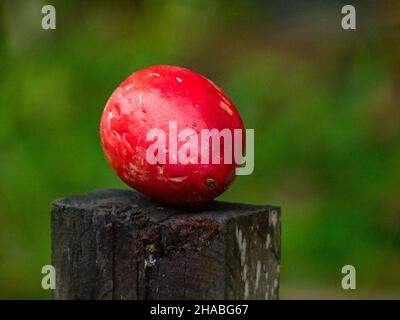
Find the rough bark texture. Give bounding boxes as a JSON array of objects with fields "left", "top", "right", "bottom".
[{"left": 51, "top": 189, "right": 281, "bottom": 300}]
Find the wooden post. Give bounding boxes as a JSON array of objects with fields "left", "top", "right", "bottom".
[{"left": 51, "top": 189, "right": 281, "bottom": 300}]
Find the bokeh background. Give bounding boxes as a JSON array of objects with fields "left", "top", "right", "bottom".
[{"left": 1, "top": 0, "right": 400, "bottom": 299}]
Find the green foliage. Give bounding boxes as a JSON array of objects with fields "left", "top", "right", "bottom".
[{"left": 1, "top": 0, "right": 399, "bottom": 298}]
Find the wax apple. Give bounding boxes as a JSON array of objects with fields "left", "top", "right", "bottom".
[{"left": 100, "top": 65, "right": 244, "bottom": 205}]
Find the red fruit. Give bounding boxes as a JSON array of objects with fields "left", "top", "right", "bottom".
[{"left": 100, "top": 65, "right": 244, "bottom": 205}]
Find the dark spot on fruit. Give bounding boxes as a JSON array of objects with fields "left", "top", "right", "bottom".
[{"left": 204, "top": 178, "right": 217, "bottom": 189}]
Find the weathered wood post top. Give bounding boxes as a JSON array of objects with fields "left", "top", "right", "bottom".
[{"left": 51, "top": 189, "right": 281, "bottom": 300}]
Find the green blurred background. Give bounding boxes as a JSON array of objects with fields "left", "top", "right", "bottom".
[{"left": 1, "top": 0, "right": 400, "bottom": 299}]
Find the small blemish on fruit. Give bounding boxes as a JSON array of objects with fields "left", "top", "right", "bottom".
[
  {"left": 108, "top": 110, "right": 118, "bottom": 127},
  {"left": 219, "top": 92, "right": 231, "bottom": 106},
  {"left": 176, "top": 77, "right": 183, "bottom": 83},
  {"left": 169, "top": 176, "right": 187, "bottom": 183},
  {"left": 220, "top": 101, "right": 233, "bottom": 116},
  {"left": 168, "top": 176, "right": 188, "bottom": 189},
  {"left": 204, "top": 178, "right": 217, "bottom": 189}
]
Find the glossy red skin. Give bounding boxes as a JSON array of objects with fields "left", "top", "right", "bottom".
[{"left": 100, "top": 65, "right": 244, "bottom": 205}]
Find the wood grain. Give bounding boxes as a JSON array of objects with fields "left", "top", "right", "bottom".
[{"left": 51, "top": 189, "right": 280, "bottom": 300}]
